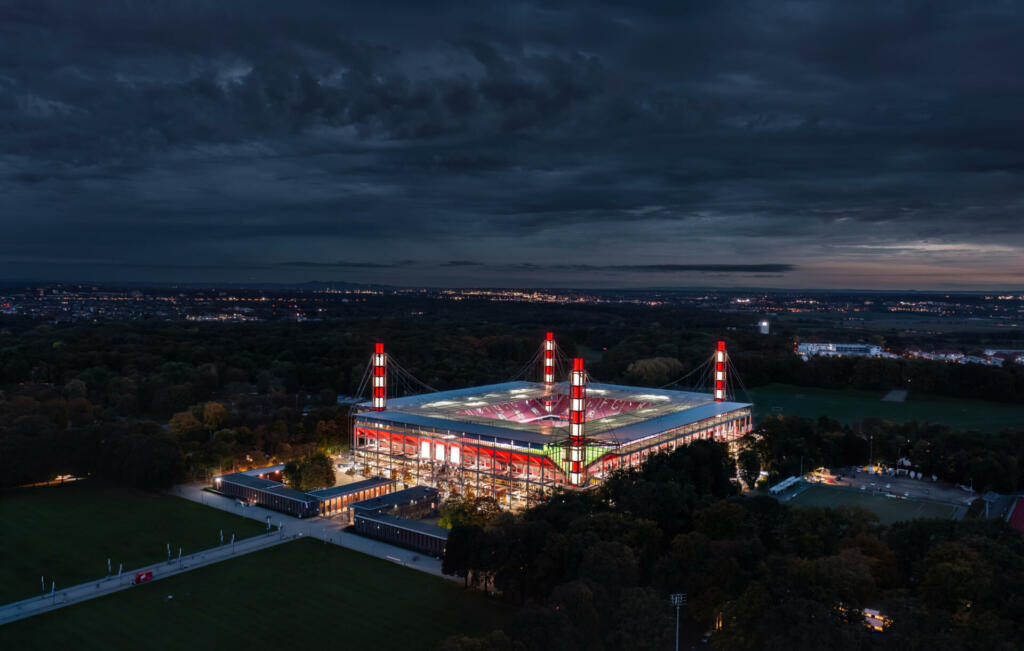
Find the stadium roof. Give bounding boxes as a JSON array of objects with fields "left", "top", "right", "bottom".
[{"left": 355, "top": 381, "right": 751, "bottom": 447}]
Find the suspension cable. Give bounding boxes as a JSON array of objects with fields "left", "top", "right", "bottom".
[{"left": 353, "top": 356, "right": 373, "bottom": 401}]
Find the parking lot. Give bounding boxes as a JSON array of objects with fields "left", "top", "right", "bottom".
[{"left": 810, "top": 467, "right": 975, "bottom": 507}]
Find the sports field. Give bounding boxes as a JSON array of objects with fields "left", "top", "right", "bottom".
[
  {"left": 0, "top": 480, "right": 265, "bottom": 604},
  {"left": 786, "top": 484, "right": 958, "bottom": 525},
  {"left": 747, "top": 383, "right": 1024, "bottom": 432},
  {"left": 0, "top": 539, "right": 507, "bottom": 650}
]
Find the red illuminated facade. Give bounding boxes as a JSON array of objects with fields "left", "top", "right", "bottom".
[{"left": 352, "top": 339, "right": 752, "bottom": 509}]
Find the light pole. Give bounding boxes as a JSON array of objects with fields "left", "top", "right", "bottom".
[{"left": 670, "top": 593, "right": 687, "bottom": 651}]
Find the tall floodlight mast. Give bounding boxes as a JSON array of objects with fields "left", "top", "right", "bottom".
[
  {"left": 543, "top": 332, "right": 556, "bottom": 386},
  {"left": 372, "top": 343, "right": 387, "bottom": 411},
  {"left": 543, "top": 332, "right": 556, "bottom": 414},
  {"left": 714, "top": 341, "right": 726, "bottom": 402},
  {"left": 568, "top": 357, "right": 587, "bottom": 487}
]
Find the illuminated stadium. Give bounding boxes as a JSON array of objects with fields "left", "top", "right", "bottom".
[{"left": 352, "top": 336, "right": 752, "bottom": 510}]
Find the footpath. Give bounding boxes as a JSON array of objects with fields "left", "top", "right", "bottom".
[
  {"left": 171, "top": 482, "right": 450, "bottom": 579},
  {"left": 0, "top": 532, "right": 293, "bottom": 626}
]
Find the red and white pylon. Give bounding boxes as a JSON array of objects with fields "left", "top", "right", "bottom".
[
  {"left": 568, "top": 357, "right": 586, "bottom": 487},
  {"left": 543, "top": 332, "right": 556, "bottom": 414},
  {"left": 714, "top": 340, "right": 726, "bottom": 402},
  {"left": 543, "top": 332, "right": 555, "bottom": 386},
  {"left": 372, "top": 343, "right": 387, "bottom": 411}
]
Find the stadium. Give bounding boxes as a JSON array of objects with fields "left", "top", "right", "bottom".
[{"left": 352, "top": 335, "right": 753, "bottom": 510}]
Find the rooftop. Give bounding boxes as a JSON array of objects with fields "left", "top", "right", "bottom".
[
  {"left": 215, "top": 472, "right": 317, "bottom": 504},
  {"left": 356, "top": 380, "right": 751, "bottom": 447},
  {"left": 237, "top": 464, "right": 285, "bottom": 477},
  {"left": 355, "top": 512, "right": 450, "bottom": 540},
  {"left": 349, "top": 486, "right": 439, "bottom": 513},
  {"left": 307, "top": 476, "right": 395, "bottom": 500}
]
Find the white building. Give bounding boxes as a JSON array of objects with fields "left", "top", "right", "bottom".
[{"left": 796, "top": 342, "right": 883, "bottom": 360}]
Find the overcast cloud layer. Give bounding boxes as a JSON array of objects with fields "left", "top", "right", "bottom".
[{"left": 2, "top": 0, "right": 1023, "bottom": 289}]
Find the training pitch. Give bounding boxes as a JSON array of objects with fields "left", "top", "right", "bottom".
[
  {"left": 785, "top": 484, "right": 958, "bottom": 525},
  {"left": 0, "top": 480, "right": 265, "bottom": 604},
  {"left": 0, "top": 539, "right": 507, "bottom": 650}
]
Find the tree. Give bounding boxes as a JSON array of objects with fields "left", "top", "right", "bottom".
[
  {"left": 298, "top": 453, "right": 334, "bottom": 491},
  {"left": 738, "top": 448, "right": 761, "bottom": 490},
  {"left": 283, "top": 460, "right": 302, "bottom": 488},
  {"left": 439, "top": 495, "right": 503, "bottom": 528},
  {"left": 443, "top": 525, "right": 483, "bottom": 588},
  {"left": 202, "top": 401, "right": 227, "bottom": 432},
  {"left": 169, "top": 410, "right": 202, "bottom": 438},
  {"left": 440, "top": 631, "right": 517, "bottom": 651},
  {"left": 624, "top": 357, "right": 685, "bottom": 386},
  {"left": 284, "top": 453, "right": 334, "bottom": 491}
]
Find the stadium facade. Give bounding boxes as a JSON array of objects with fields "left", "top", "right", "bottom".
[{"left": 352, "top": 337, "right": 752, "bottom": 510}]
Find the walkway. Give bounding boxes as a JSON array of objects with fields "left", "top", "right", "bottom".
[
  {"left": 0, "top": 532, "right": 293, "bottom": 626},
  {"left": 170, "top": 482, "right": 450, "bottom": 579}
]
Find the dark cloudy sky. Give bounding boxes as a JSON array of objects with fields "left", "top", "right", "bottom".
[{"left": 2, "top": 1, "right": 1023, "bottom": 289}]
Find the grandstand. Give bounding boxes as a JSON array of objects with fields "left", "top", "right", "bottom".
[{"left": 352, "top": 335, "right": 752, "bottom": 510}]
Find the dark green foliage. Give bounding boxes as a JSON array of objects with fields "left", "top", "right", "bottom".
[
  {"left": 752, "top": 415, "right": 1024, "bottom": 492},
  {"left": 444, "top": 442, "right": 1024, "bottom": 650},
  {"left": 283, "top": 452, "right": 334, "bottom": 491}
]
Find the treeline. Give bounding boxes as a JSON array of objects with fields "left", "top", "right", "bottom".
[
  {"left": 593, "top": 330, "right": 1024, "bottom": 404},
  {"left": 1, "top": 303, "right": 1021, "bottom": 490},
  {"left": 0, "top": 380, "right": 350, "bottom": 490},
  {"left": 441, "top": 442, "right": 1024, "bottom": 651},
  {"left": 752, "top": 415, "right": 1024, "bottom": 493}
]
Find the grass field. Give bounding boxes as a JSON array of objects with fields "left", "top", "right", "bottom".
[
  {"left": 746, "top": 383, "right": 1024, "bottom": 432},
  {"left": 0, "top": 480, "right": 265, "bottom": 604},
  {"left": 786, "top": 484, "right": 958, "bottom": 525},
  {"left": 0, "top": 539, "right": 508, "bottom": 650}
]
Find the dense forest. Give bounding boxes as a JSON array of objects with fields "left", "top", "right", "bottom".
[
  {"left": 440, "top": 441, "right": 1024, "bottom": 651},
  {"left": 0, "top": 299, "right": 1021, "bottom": 491}
]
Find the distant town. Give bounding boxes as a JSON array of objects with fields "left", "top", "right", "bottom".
[{"left": 1, "top": 283, "right": 1021, "bottom": 329}]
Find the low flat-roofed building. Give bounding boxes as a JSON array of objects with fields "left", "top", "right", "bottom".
[
  {"left": 237, "top": 464, "right": 285, "bottom": 477},
  {"left": 353, "top": 512, "right": 449, "bottom": 558},
  {"left": 307, "top": 476, "right": 395, "bottom": 519},
  {"left": 214, "top": 470, "right": 319, "bottom": 518},
  {"left": 348, "top": 485, "right": 440, "bottom": 521}
]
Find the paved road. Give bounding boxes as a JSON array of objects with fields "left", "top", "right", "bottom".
[
  {"left": 171, "top": 483, "right": 450, "bottom": 579},
  {"left": 0, "top": 532, "right": 293, "bottom": 626}
]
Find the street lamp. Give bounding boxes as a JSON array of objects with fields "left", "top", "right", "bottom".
[{"left": 670, "top": 593, "right": 687, "bottom": 651}]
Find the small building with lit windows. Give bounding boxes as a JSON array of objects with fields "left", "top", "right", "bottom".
[
  {"left": 307, "top": 476, "right": 395, "bottom": 520},
  {"left": 214, "top": 468, "right": 320, "bottom": 518},
  {"left": 347, "top": 485, "right": 440, "bottom": 521},
  {"left": 353, "top": 512, "right": 449, "bottom": 558}
]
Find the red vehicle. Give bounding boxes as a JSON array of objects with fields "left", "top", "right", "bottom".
[{"left": 133, "top": 571, "right": 153, "bottom": 585}]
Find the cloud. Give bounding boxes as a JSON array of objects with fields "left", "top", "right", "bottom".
[
  {"left": 0, "top": 1, "right": 1022, "bottom": 288},
  {"left": 276, "top": 260, "right": 412, "bottom": 269}
]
